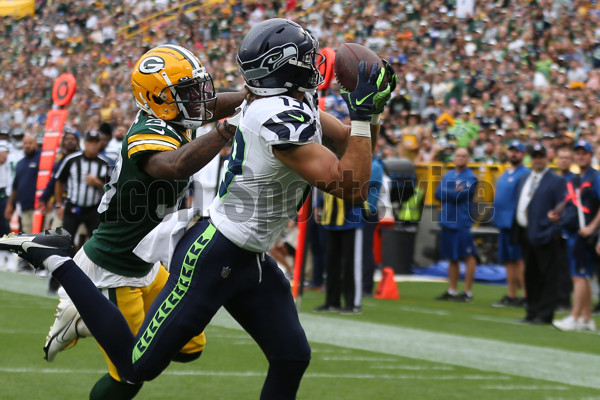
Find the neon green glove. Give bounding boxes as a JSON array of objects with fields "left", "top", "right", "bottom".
[{"left": 372, "top": 59, "right": 398, "bottom": 115}]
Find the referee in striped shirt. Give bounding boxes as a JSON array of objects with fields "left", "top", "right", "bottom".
[{"left": 54, "top": 129, "right": 110, "bottom": 252}]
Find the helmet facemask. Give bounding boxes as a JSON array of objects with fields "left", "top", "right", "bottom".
[
  {"left": 294, "top": 43, "right": 325, "bottom": 92},
  {"left": 158, "top": 67, "right": 216, "bottom": 130}
]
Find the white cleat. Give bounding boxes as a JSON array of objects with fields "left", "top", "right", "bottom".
[
  {"left": 43, "top": 303, "right": 81, "bottom": 362},
  {"left": 552, "top": 315, "right": 580, "bottom": 332},
  {"left": 578, "top": 317, "right": 596, "bottom": 332}
]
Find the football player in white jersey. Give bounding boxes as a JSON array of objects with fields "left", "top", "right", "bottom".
[{"left": 0, "top": 18, "right": 396, "bottom": 399}]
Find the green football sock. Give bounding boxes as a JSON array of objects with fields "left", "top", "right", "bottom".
[{"left": 89, "top": 373, "right": 143, "bottom": 400}]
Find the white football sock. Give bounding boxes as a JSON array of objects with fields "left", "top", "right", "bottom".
[{"left": 43, "top": 255, "right": 72, "bottom": 273}]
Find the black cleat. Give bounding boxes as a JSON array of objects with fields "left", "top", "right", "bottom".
[
  {"left": 312, "top": 304, "right": 342, "bottom": 313},
  {"left": 339, "top": 306, "right": 362, "bottom": 315},
  {"left": 453, "top": 291, "right": 474, "bottom": 302},
  {"left": 435, "top": 291, "right": 457, "bottom": 301},
  {"left": 0, "top": 228, "right": 72, "bottom": 269},
  {"left": 492, "top": 295, "right": 519, "bottom": 307}
]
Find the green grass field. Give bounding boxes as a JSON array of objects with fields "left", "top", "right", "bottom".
[{"left": 1, "top": 270, "right": 599, "bottom": 399}]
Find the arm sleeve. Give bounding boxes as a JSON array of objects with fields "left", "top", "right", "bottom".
[
  {"left": 436, "top": 175, "right": 461, "bottom": 202},
  {"left": 437, "top": 173, "right": 476, "bottom": 203},
  {"left": 465, "top": 175, "right": 478, "bottom": 202}
]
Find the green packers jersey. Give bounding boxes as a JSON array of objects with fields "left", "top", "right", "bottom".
[{"left": 83, "top": 111, "right": 194, "bottom": 277}]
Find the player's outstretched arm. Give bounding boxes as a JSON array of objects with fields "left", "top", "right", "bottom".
[
  {"left": 275, "top": 62, "right": 384, "bottom": 201},
  {"left": 141, "top": 118, "right": 238, "bottom": 180},
  {"left": 319, "top": 111, "right": 350, "bottom": 156},
  {"left": 274, "top": 138, "right": 371, "bottom": 201},
  {"left": 320, "top": 110, "right": 381, "bottom": 156},
  {"left": 141, "top": 89, "right": 245, "bottom": 180},
  {"left": 206, "top": 90, "right": 246, "bottom": 122},
  {"left": 277, "top": 61, "right": 395, "bottom": 201}
]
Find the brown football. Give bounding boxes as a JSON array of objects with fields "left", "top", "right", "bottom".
[{"left": 334, "top": 43, "right": 385, "bottom": 91}]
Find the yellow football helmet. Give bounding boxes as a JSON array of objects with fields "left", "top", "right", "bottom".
[{"left": 131, "top": 45, "right": 216, "bottom": 129}]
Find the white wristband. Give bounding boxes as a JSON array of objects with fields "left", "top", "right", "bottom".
[
  {"left": 350, "top": 120, "right": 371, "bottom": 138},
  {"left": 370, "top": 114, "right": 381, "bottom": 125}
]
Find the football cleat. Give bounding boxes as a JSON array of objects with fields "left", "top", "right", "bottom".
[
  {"left": 44, "top": 303, "right": 81, "bottom": 362},
  {"left": 0, "top": 228, "right": 72, "bottom": 269}
]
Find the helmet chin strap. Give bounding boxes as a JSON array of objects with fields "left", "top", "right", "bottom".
[
  {"left": 247, "top": 86, "right": 289, "bottom": 96},
  {"left": 135, "top": 92, "right": 156, "bottom": 117},
  {"left": 175, "top": 99, "right": 214, "bottom": 130}
]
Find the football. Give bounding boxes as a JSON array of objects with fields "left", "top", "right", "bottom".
[{"left": 334, "top": 43, "right": 385, "bottom": 91}]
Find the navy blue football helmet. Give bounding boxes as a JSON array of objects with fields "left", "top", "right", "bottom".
[{"left": 237, "top": 18, "right": 324, "bottom": 96}]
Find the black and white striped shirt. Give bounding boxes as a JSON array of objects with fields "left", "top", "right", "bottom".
[{"left": 54, "top": 151, "right": 111, "bottom": 207}]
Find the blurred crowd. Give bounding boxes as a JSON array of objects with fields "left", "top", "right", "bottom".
[
  {"left": 0, "top": 0, "right": 599, "bottom": 169},
  {"left": 0, "top": 0, "right": 599, "bottom": 168}
]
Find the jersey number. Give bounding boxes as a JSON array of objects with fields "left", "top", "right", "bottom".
[{"left": 281, "top": 97, "right": 305, "bottom": 110}]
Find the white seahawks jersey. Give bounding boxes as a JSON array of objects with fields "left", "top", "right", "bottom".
[{"left": 209, "top": 92, "right": 321, "bottom": 252}]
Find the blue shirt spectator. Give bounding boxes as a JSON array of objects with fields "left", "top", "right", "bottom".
[
  {"left": 561, "top": 167, "right": 600, "bottom": 231},
  {"left": 5, "top": 134, "right": 41, "bottom": 234},
  {"left": 493, "top": 164, "right": 530, "bottom": 230},
  {"left": 12, "top": 147, "right": 40, "bottom": 211},
  {"left": 434, "top": 147, "right": 479, "bottom": 302},
  {"left": 435, "top": 165, "right": 477, "bottom": 230}
]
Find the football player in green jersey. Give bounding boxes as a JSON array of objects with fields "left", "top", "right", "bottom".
[{"left": 43, "top": 45, "right": 244, "bottom": 400}]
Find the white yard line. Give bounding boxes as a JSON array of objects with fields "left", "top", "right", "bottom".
[
  {"left": 209, "top": 310, "right": 600, "bottom": 390},
  {"left": 0, "top": 270, "right": 49, "bottom": 297},
  {"left": 397, "top": 305, "right": 451, "bottom": 316},
  {"left": 371, "top": 365, "right": 454, "bottom": 370},
  {"left": 0, "top": 367, "right": 512, "bottom": 381},
  {"left": 471, "top": 315, "right": 525, "bottom": 325},
  {"left": 480, "top": 385, "right": 569, "bottom": 391},
  {"left": 320, "top": 356, "right": 402, "bottom": 361}
]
